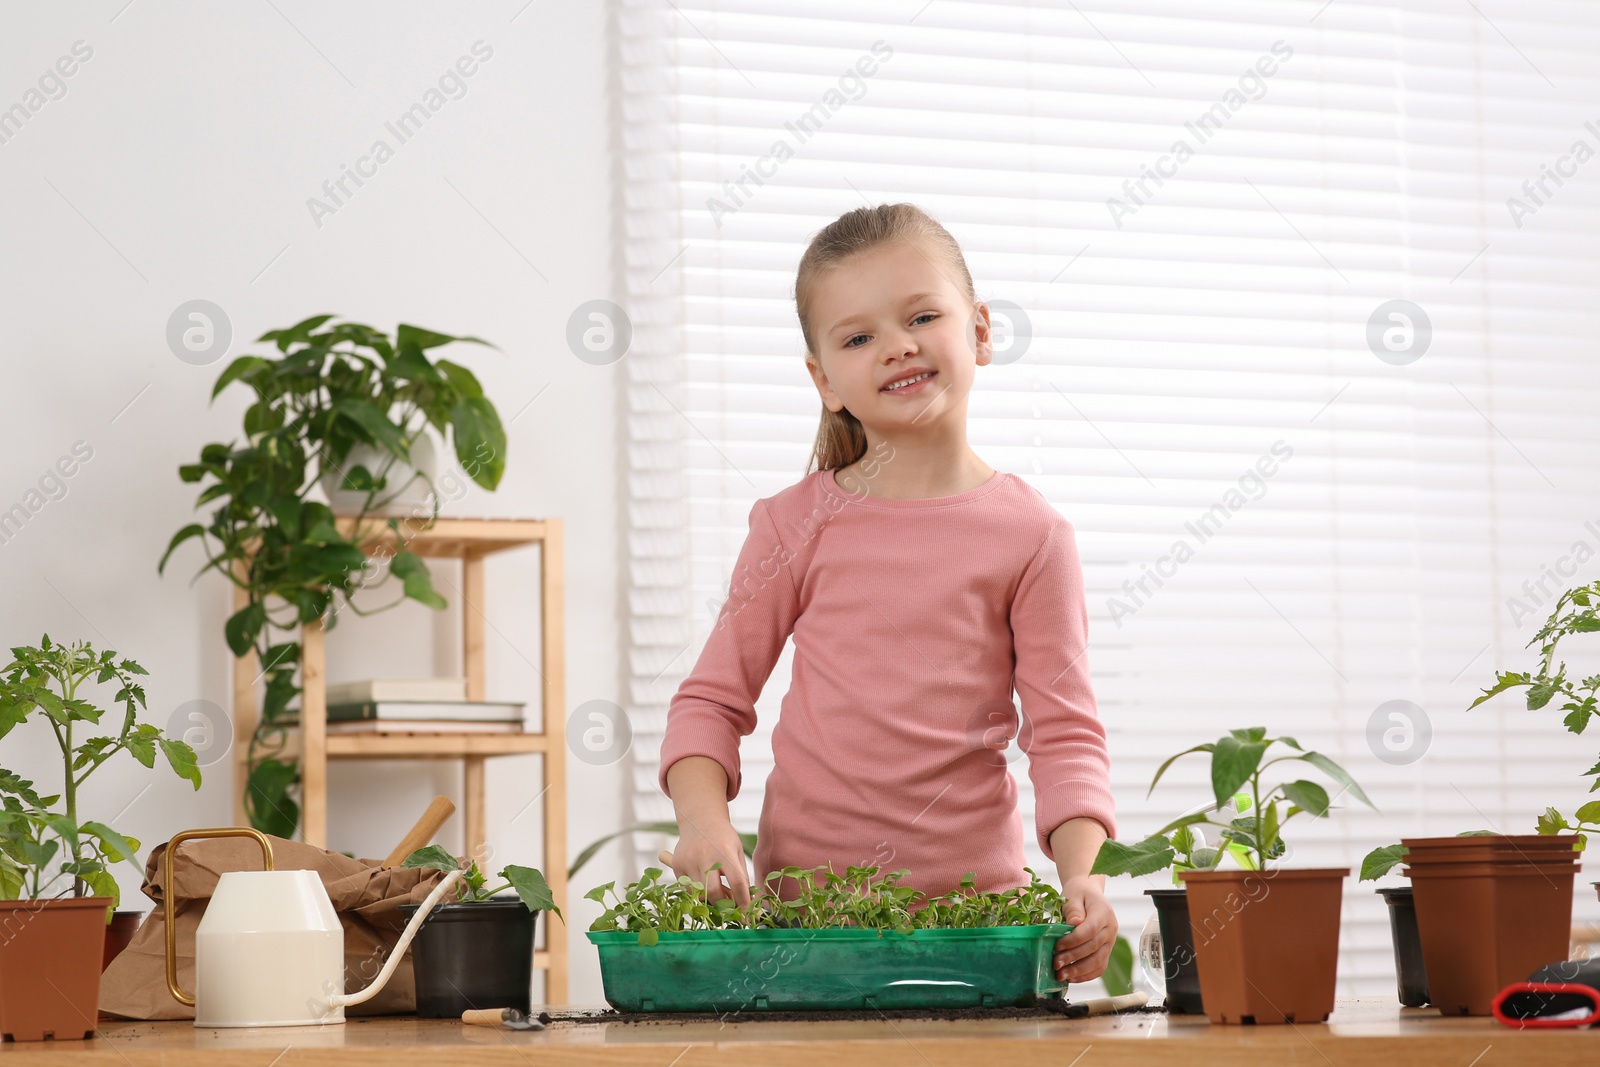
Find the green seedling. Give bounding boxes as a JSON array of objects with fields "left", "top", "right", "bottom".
[
  {"left": 1093, "top": 727, "right": 1373, "bottom": 878},
  {"left": 0, "top": 636, "right": 200, "bottom": 911},
  {"left": 1470, "top": 579, "right": 1600, "bottom": 785},
  {"left": 402, "top": 844, "right": 562, "bottom": 922},
  {"left": 585, "top": 863, "right": 1068, "bottom": 946}
]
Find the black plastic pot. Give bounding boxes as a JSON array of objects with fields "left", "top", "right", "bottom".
[
  {"left": 1145, "top": 888, "right": 1204, "bottom": 1015},
  {"left": 1376, "top": 886, "right": 1430, "bottom": 1007},
  {"left": 396, "top": 896, "right": 537, "bottom": 1018}
]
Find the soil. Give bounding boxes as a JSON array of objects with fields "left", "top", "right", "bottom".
[{"left": 535, "top": 1002, "right": 1166, "bottom": 1026}]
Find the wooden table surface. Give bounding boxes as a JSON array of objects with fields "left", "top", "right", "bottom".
[{"left": 1, "top": 999, "right": 1592, "bottom": 1065}]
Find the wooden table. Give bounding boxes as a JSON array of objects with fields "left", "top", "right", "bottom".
[{"left": 1, "top": 1000, "right": 1592, "bottom": 1065}]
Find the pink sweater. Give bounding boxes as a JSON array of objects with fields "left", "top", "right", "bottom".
[{"left": 658, "top": 467, "right": 1115, "bottom": 902}]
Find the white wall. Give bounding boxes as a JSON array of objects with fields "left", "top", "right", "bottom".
[{"left": 0, "top": 1, "right": 628, "bottom": 1006}]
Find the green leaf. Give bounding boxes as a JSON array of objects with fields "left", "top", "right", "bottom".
[
  {"left": 1528, "top": 683, "right": 1560, "bottom": 710},
  {"left": 1148, "top": 743, "right": 1214, "bottom": 797},
  {"left": 502, "top": 865, "right": 562, "bottom": 921},
  {"left": 1298, "top": 751, "right": 1375, "bottom": 809},
  {"left": 451, "top": 396, "right": 506, "bottom": 491},
  {"left": 396, "top": 324, "right": 491, "bottom": 352},
  {"left": 1228, "top": 727, "right": 1267, "bottom": 743},
  {"left": 1361, "top": 844, "right": 1404, "bottom": 881},
  {"left": 401, "top": 845, "right": 462, "bottom": 873},
  {"left": 210, "top": 355, "right": 269, "bottom": 400},
  {"left": 224, "top": 601, "right": 266, "bottom": 658},
  {"left": 1280, "top": 780, "right": 1330, "bottom": 817},
  {"left": 1468, "top": 671, "right": 1530, "bottom": 710},
  {"left": 159, "top": 738, "right": 202, "bottom": 790},
  {"left": 0, "top": 771, "right": 51, "bottom": 809},
  {"left": 1566, "top": 707, "right": 1592, "bottom": 735},
  {"left": 435, "top": 360, "right": 485, "bottom": 399},
  {"left": 1210, "top": 736, "right": 1267, "bottom": 808},
  {"left": 1091, "top": 836, "right": 1175, "bottom": 878},
  {"left": 1102, "top": 935, "right": 1135, "bottom": 996},
  {"left": 333, "top": 399, "right": 410, "bottom": 460},
  {"left": 246, "top": 759, "right": 300, "bottom": 839},
  {"left": 390, "top": 551, "right": 447, "bottom": 611},
  {"left": 1574, "top": 800, "right": 1600, "bottom": 825},
  {"left": 81, "top": 821, "right": 143, "bottom": 876},
  {"left": 1538, "top": 807, "right": 1570, "bottom": 835}
]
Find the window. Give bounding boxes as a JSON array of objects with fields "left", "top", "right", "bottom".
[{"left": 619, "top": 0, "right": 1600, "bottom": 994}]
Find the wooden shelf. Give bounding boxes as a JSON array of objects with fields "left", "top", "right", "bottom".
[
  {"left": 230, "top": 515, "right": 568, "bottom": 1002},
  {"left": 326, "top": 733, "right": 551, "bottom": 759}
]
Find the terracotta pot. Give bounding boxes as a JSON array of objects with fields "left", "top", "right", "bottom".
[
  {"left": 102, "top": 910, "right": 142, "bottom": 972},
  {"left": 1178, "top": 868, "right": 1346, "bottom": 1025},
  {"left": 0, "top": 896, "right": 113, "bottom": 1041},
  {"left": 1407, "top": 856, "right": 1577, "bottom": 1015}
]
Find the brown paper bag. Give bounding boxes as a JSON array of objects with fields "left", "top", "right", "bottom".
[{"left": 99, "top": 833, "right": 447, "bottom": 1020}]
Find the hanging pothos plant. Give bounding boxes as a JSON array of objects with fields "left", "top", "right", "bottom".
[{"left": 159, "top": 315, "right": 507, "bottom": 838}]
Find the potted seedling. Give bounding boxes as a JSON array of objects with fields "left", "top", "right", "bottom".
[
  {"left": 1093, "top": 796, "right": 1261, "bottom": 1015},
  {"left": 397, "top": 845, "right": 561, "bottom": 1017},
  {"left": 0, "top": 636, "right": 201, "bottom": 1041},
  {"left": 584, "top": 862, "right": 1072, "bottom": 1013},
  {"left": 160, "top": 315, "right": 508, "bottom": 841},
  {"left": 1096, "top": 728, "right": 1372, "bottom": 1025}
]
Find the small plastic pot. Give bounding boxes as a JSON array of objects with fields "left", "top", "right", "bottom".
[
  {"left": 1407, "top": 859, "right": 1578, "bottom": 1015},
  {"left": 1375, "top": 887, "right": 1429, "bottom": 1008},
  {"left": 1144, "top": 888, "right": 1204, "bottom": 1014},
  {"left": 102, "top": 909, "right": 143, "bottom": 972},
  {"left": 395, "top": 897, "right": 537, "bottom": 1018}
]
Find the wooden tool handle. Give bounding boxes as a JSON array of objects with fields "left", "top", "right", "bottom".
[
  {"left": 658, "top": 848, "right": 676, "bottom": 869},
  {"left": 383, "top": 795, "right": 457, "bottom": 867},
  {"left": 461, "top": 1008, "right": 507, "bottom": 1026}
]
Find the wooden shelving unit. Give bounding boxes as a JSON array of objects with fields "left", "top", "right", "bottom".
[{"left": 229, "top": 516, "right": 568, "bottom": 1002}]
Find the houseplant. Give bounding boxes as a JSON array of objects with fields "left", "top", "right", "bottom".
[
  {"left": 159, "top": 315, "right": 508, "bottom": 839},
  {"left": 583, "top": 862, "right": 1072, "bottom": 1012},
  {"left": 398, "top": 845, "right": 561, "bottom": 1017},
  {"left": 0, "top": 636, "right": 200, "bottom": 1041},
  {"left": 1096, "top": 727, "right": 1372, "bottom": 1025}
]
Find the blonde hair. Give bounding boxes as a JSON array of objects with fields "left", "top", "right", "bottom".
[{"left": 794, "top": 203, "right": 977, "bottom": 475}]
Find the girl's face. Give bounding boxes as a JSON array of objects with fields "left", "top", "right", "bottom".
[{"left": 804, "top": 238, "right": 992, "bottom": 434}]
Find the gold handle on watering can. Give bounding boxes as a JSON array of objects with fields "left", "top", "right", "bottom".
[{"left": 164, "top": 826, "right": 275, "bottom": 1007}]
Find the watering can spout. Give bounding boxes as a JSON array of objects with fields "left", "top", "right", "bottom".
[{"left": 327, "top": 867, "right": 464, "bottom": 1010}]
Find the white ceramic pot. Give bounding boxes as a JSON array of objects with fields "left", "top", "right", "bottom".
[{"left": 319, "top": 431, "right": 439, "bottom": 516}]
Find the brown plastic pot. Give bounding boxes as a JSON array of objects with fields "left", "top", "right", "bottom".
[
  {"left": 0, "top": 896, "right": 113, "bottom": 1041},
  {"left": 1401, "top": 835, "right": 1580, "bottom": 866},
  {"left": 101, "top": 910, "right": 142, "bottom": 972},
  {"left": 1178, "top": 867, "right": 1346, "bottom": 1025},
  {"left": 1406, "top": 859, "right": 1577, "bottom": 1015}
]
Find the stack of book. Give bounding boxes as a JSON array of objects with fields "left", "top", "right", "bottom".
[{"left": 316, "top": 678, "right": 526, "bottom": 734}]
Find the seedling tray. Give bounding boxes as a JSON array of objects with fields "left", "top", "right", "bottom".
[{"left": 586, "top": 923, "right": 1072, "bottom": 1013}]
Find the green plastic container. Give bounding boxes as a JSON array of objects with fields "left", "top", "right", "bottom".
[{"left": 586, "top": 923, "right": 1072, "bottom": 1012}]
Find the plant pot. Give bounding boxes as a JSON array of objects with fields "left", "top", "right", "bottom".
[
  {"left": 0, "top": 896, "right": 113, "bottom": 1041},
  {"left": 1144, "top": 889, "right": 1204, "bottom": 1014},
  {"left": 1178, "top": 868, "right": 1346, "bottom": 1025},
  {"left": 102, "top": 909, "right": 142, "bottom": 972},
  {"left": 1402, "top": 834, "right": 1580, "bottom": 866},
  {"left": 585, "top": 923, "right": 1072, "bottom": 1012},
  {"left": 1375, "top": 887, "right": 1429, "bottom": 1007},
  {"left": 395, "top": 897, "right": 536, "bottom": 1018},
  {"left": 1405, "top": 853, "right": 1578, "bottom": 1015},
  {"left": 319, "top": 432, "right": 439, "bottom": 517}
]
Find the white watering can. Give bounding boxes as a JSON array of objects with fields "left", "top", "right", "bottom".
[{"left": 163, "top": 826, "right": 464, "bottom": 1028}]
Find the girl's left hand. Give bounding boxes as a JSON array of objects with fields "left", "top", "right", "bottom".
[{"left": 1053, "top": 876, "right": 1117, "bottom": 983}]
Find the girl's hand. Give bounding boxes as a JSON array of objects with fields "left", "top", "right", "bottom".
[
  {"left": 1054, "top": 876, "right": 1117, "bottom": 983},
  {"left": 668, "top": 818, "right": 753, "bottom": 908}
]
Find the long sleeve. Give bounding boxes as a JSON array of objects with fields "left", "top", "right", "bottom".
[
  {"left": 1011, "top": 519, "right": 1116, "bottom": 857},
  {"left": 658, "top": 498, "right": 801, "bottom": 804}
]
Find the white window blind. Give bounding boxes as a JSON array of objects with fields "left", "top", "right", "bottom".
[{"left": 619, "top": 0, "right": 1600, "bottom": 996}]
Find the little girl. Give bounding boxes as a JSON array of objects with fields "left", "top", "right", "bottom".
[{"left": 658, "top": 203, "right": 1117, "bottom": 984}]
